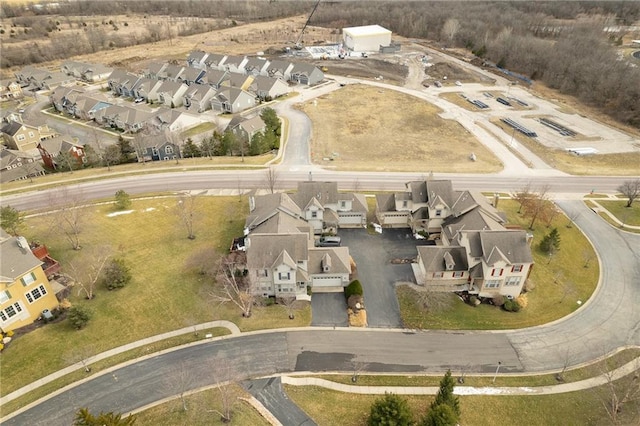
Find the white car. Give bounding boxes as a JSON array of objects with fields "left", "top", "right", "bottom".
[
  {"left": 134, "top": 98, "right": 144, "bottom": 104},
  {"left": 455, "top": 81, "right": 462, "bottom": 86}
]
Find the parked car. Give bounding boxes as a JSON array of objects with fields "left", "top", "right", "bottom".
[
  {"left": 316, "top": 236, "right": 341, "bottom": 247},
  {"left": 134, "top": 97, "right": 145, "bottom": 103}
]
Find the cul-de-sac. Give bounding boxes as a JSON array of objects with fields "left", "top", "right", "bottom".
[{"left": 1, "top": 1, "right": 640, "bottom": 425}]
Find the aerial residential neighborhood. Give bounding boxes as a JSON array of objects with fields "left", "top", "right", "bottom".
[{"left": 0, "top": 1, "right": 639, "bottom": 425}]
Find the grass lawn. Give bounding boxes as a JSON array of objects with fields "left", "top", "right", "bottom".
[
  {"left": 180, "top": 122, "right": 217, "bottom": 139},
  {"left": 597, "top": 199, "right": 640, "bottom": 227},
  {"left": 398, "top": 199, "right": 599, "bottom": 329},
  {"left": 284, "top": 376, "right": 639, "bottom": 426},
  {"left": 299, "top": 84, "right": 502, "bottom": 173},
  {"left": 133, "top": 384, "right": 270, "bottom": 426},
  {"left": 1, "top": 196, "right": 310, "bottom": 398}
]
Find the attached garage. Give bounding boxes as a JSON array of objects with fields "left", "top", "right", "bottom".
[
  {"left": 338, "top": 213, "right": 365, "bottom": 227},
  {"left": 312, "top": 275, "right": 345, "bottom": 293},
  {"left": 342, "top": 25, "right": 392, "bottom": 52}
]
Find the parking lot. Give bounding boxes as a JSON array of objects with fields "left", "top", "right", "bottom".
[{"left": 311, "top": 228, "right": 432, "bottom": 328}]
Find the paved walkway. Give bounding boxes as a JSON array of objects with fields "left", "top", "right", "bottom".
[
  {"left": 281, "top": 356, "right": 640, "bottom": 396},
  {"left": 0, "top": 320, "right": 240, "bottom": 406}
]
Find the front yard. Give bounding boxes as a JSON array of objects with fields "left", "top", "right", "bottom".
[{"left": 398, "top": 199, "right": 599, "bottom": 329}]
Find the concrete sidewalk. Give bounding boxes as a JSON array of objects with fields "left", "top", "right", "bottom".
[
  {"left": 0, "top": 320, "right": 240, "bottom": 406},
  {"left": 281, "top": 357, "right": 640, "bottom": 396}
]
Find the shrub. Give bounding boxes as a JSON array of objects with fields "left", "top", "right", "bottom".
[
  {"left": 114, "top": 189, "right": 131, "bottom": 210},
  {"left": 503, "top": 299, "right": 521, "bottom": 312},
  {"left": 68, "top": 306, "right": 91, "bottom": 329},
  {"left": 0, "top": 343, "right": 4, "bottom": 351},
  {"left": 469, "top": 295, "right": 479, "bottom": 307},
  {"left": 345, "top": 280, "right": 363, "bottom": 300},
  {"left": 103, "top": 258, "right": 132, "bottom": 290},
  {"left": 492, "top": 295, "right": 505, "bottom": 307},
  {"left": 6, "top": 330, "right": 13, "bottom": 337}
]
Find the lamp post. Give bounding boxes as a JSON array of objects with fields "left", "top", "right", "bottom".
[{"left": 492, "top": 361, "right": 502, "bottom": 384}]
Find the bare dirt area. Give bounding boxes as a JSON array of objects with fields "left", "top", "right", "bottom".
[
  {"left": 299, "top": 84, "right": 502, "bottom": 173},
  {"left": 310, "top": 58, "right": 407, "bottom": 84},
  {"left": 491, "top": 119, "right": 640, "bottom": 175}
]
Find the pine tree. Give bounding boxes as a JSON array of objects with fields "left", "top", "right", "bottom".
[
  {"left": 427, "top": 370, "right": 460, "bottom": 421},
  {"left": 540, "top": 227, "right": 561, "bottom": 254}
]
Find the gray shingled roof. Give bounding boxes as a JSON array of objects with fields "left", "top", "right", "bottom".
[
  {"left": 480, "top": 230, "right": 532, "bottom": 264},
  {"left": 0, "top": 232, "right": 43, "bottom": 283},
  {"left": 245, "top": 193, "right": 302, "bottom": 230},
  {"left": 246, "top": 233, "right": 309, "bottom": 269},
  {"left": 407, "top": 181, "right": 428, "bottom": 203},
  {"left": 308, "top": 247, "right": 351, "bottom": 275},
  {"left": 251, "top": 211, "right": 311, "bottom": 236},
  {"left": 417, "top": 246, "right": 468, "bottom": 272},
  {"left": 376, "top": 193, "right": 395, "bottom": 212},
  {"left": 294, "top": 181, "right": 339, "bottom": 208},
  {"left": 427, "top": 180, "right": 454, "bottom": 208}
]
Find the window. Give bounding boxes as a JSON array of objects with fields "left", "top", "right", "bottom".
[
  {"left": 340, "top": 201, "right": 346, "bottom": 208},
  {"left": 279, "top": 272, "right": 290, "bottom": 281},
  {"left": 511, "top": 265, "right": 523, "bottom": 273},
  {"left": 505, "top": 276, "right": 522, "bottom": 286},
  {"left": 402, "top": 200, "right": 408, "bottom": 208},
  {"left": 491, "top": 268, "right": 503, "bottom": 277},
  {"left": 258, "top": 269, "right": 268, "bottom": 278},
  {"left": 28, "top": 132, "right": 35, "bottom": 138},
  {"left": 21, "top": 272, "right": 36, "bottom": 286},
  {"left": 311, "top": 211, "right": 317, "bottom": 218},
  {"left": 17, "top": 134, "right": 25, "bottom": 141},
  {"left": 0, "top": 290, "right": 10, "bottom": 303},
  {"left": 25, "top": 284, "right": 47, "bottom": 304},
  {"left": 165, "top": 145, "right": 174, "bottom": 154},
  {"left": 432, "top": 272, "right": 444, "bottom": 278},
  {"left": 0, "top": 302, "right": 23, "bottom": 322},
  {"left": 151, "top": 147, "right": 159, "bottom": 156},
  {"left": 435, "top": 209, "right": 442, "bottom": 217},
  {"left": 453, "top": 271, "right": 464, "bottom": 278},
  {"left": 484, "top": 280, "right": 501, "bottom": 288}
]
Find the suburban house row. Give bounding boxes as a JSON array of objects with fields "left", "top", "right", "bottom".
[{"left": 376, "top": 180, "right": 534, "bottom": 299}]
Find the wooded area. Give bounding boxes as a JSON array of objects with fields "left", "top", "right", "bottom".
[{"left": 1, "top": 1, "right": 638, "bottom": 127}]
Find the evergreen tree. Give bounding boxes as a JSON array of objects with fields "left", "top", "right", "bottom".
[
  {"left": 114, "top": 190, "right": 131, "bottom": 210},
  {"left": 182, "top": 137, "right": 201, "bottom": 158},
  {"left": 368, "top": 393, "right": 414, "bottom": 426},
  {"left": 422, "top": 404, "right": 457, "bottom": 426},
  {"left": 540, "top": 227, "right": 561, "bottom": 254},
  {"left": 82, "top": 144, "right": 100, "bottom": 167},
  {"left": 427, "top": 370, "right": 460, "bottom": 420},
  {"left": 74, "top": 407, "right": 136, "bottom": 425},
  {"left": 117, "top": 136, "right": 135, "bottom": 163},
  {"left": 260, "top": 106, "right": 280, "bottom": 136},
  {"left": 220, "top": 130, "right": 236, "bottom": 156},
  {"left": 0, "top": 205, "right": 23, "bottom": 236},
  {"left": 103, "top": 258, "right": 132, "bottom": 290}
]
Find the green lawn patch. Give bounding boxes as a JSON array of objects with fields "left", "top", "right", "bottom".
[
  {"left": 597, "top": 199, "right": 640, "bottom": 226},
  {"left": 398, "top": 199, "right": 598, "bottom": 329},
  {"left": 180, "top": 122, "right": 216, "bottom": 139}
]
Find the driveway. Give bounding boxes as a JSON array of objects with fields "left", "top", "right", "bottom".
[
  {"left": 339, "top": 228, "right": 432, "bottom": 328},
  {"left": 311, "top": 292, "right": 348, "bottom": 327}
]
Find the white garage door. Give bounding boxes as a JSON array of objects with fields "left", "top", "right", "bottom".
[
  {"left": 339, "top": 213, "right": 363, "bottom": 226},
  {"left": 312, "top": 275, "right": 343, "bottom": 289}
]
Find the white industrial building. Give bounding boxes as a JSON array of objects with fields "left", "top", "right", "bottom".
[{"left": 342, "top": 25, "right": 392, "bottom": 52}]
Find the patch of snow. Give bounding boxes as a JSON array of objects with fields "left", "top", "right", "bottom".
[{"left": 107, "top": 210, "right": 134, "bottom": 217}]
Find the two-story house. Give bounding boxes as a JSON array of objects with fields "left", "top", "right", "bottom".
[
  {"left": 1, "top": 120, "right": 57, "bottom": 151},
  {"left": 0, "top": 80, "right": 23, "bottom": 101},
  {"left": 226, "top": 115, "right": 266, "bottom": 145},
  {"left": 0, "top": 148, "right": 45, "bottom": 184},
  {"left": 0, "top": 231, "right": 59, "bottom": 332},
  {"left": 37, "top": 136, "right": 86, "bottom": 170}
]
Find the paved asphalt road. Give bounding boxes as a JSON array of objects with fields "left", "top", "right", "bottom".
[{"left": 4, "top": 330, "right": 521, "bottom": 425}]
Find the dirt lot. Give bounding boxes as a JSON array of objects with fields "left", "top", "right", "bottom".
[
  {"left": 298, "top": 84, "right": 502, "bottom": 173},
  {"left": 310, "top": 58, "right": 408, "bottom": 84}
]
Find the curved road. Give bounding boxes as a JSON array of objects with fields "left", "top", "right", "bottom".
[{"left": 2, "top": 68, "right": 639, "bottom": 424}]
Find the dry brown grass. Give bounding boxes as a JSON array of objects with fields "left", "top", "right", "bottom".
[{"left": 299, "top": 84, "right": 502, "bottom": 173}]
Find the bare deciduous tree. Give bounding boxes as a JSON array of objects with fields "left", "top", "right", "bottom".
[
  {"left": 555, "top": 347, "right": 575, "bottom": 382},
  {"left": 207, "top": 358, "right": 240, "bottom": 423},
  {"left": 278, "top": 296, "right": 299, "bottom": 319},
  {"left": 265, "top": 166, "right": 279, "bottom": 194},
  {"left": 163, "top": 361, "right": 197, "bottom": 412},
  {"left": 210, "top": 256, "right": 254, "bottom": 318},
  {"left": 351, "top": 360, "right": 369, "bottom": 383},
  {"left": 513, "top": 182, "right": 533, "bottom": 214},
  {"left": 582, "top": 250, "right": 595, "bottom": 268},
  {"left": 64, "top": 344, "right": 96, "bottom": 373},
  {"left": 175, "top": 194, "right": 197, "bottom": 240},
  {"left": 598, "top": 357, "right": 640, "bottom": 424},
  {"left": 50, "top": 189, "right": 85, "bottom": 250},
  {"left": 617, "top": 179, "right": 640, "bottom": 208},
  {"left": 441, "top": 18, "right": 460, "bottom": 44},
  {"left": 68, "top": 246, "right": 111, "bottom": 300},
  {"left": 522, "top": 185, "right": 554, "bottom": 230}
]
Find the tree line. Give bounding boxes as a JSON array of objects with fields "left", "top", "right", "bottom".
[{"left": 309, "top": 1, "right": 640, "bottom": 128}]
